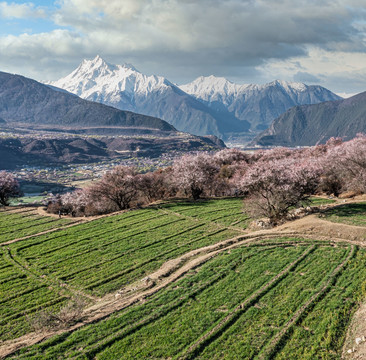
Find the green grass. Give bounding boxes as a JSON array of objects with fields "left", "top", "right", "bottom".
[
  {"left": 159, "top": 198, "right": 250, "bottom": 228},
  {"left": 307, "top": 197, "right": 336, "bottom": 206},
  {"left": 0, "top": 200, "right": 244, "bottom": 341},
  {"left": 0, "top": 209, "right": 75, "bottom": 243},
  {"left": 322, "top": 202, "right": 366, "bottom": 226},
  {"left": 2, "top": 198, "right": 365, "bottom": 359},
  {"left": 10, "top": 208, "right": 240, "bottom": 296},
  {"left": 0, "top": 250, "right": 68, "bottom": 340},
  {"left": 10, "top": 195, "right": 45, "bottom": 206},
  {"left": 10, "top": 242, "right": 365, "bottom": 360}
]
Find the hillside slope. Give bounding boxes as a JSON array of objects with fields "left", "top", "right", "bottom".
[
  {"left": 0, "top": 71, "right": 175, "bottom": 132},
  {"left": 1, "top": 198, "right": 365, "bottom": 359},
  {"left": 253, "top": 92, "right": 366, "bottom": 146},
  {"left": 0, "top": 134, "right": 225, "bottom": 170}
]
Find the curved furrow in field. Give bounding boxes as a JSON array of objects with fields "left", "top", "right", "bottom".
[
  {"left": 256, "top": 245, "right": 356, "bottom": 360},
  {"left": 177, "top": 245, "right": 316, "bottom": 360}
]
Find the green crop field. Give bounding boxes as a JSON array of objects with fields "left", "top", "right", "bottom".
[
  {"left": 322, "top": 202, "right": 366, "bottom": 227},
  {"left": 159, "top": 197, "right": 250, "bottom": 228},
  {"left": 0, "top": 208, "right": 76, "bottom": 243},
  {"left": 1, "top": 198, "right": 365, "bottom": 359}
]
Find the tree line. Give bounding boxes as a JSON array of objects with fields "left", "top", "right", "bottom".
[{"left": 1, "top": 135, "right": 366, "bottom": 225}]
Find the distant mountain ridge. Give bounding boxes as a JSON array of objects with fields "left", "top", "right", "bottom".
[
  {"left": 48, "top": 56, "right": 340, "bottom": 138},
  {"left": 0, "top": 70, "right": 228, "bottom": 169},
  {"left": 180, "top": 76, "right": 342, "bottom": 131},
  {"left": 0, "top": 134, "right": 225, "bottom": 170},
  {"left": 0, "top": 71, "right": 175, "bottom": 132},
  {"left": 252, "top": 92, "right": 366, "bottom": 146},
  {"left": 48, "top": 56, "right": 248, "bottom": 138}
]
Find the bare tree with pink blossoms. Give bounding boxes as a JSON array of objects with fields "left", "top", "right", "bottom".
[
  {"left": 213, "top": 148, "right": 250, "bottom": 166},
  {"left": 172, "top": 153, "right": 219, "bottom": 200},
  {"left": 323, "top": 134, "right": 366, "bottom": 194},
  {"left": 136, "top": 169, "right": 175, "bottom": 203},
  {"left": 241, "top": 158, "right": 321, "bottom": 224},
  {"left": 88, "top": 166, "right": 139, "bottom": 210},
  {"left": 0, "top": 171, "right": 21, "bottom": 206}
]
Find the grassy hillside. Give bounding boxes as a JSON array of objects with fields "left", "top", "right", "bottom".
[{"left": 0, "top": 198, "right": 365, "bottom": 359}]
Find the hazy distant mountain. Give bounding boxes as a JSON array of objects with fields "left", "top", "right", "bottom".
[
  {"left": 252, "top": 92, "right": 366, "bottom": 147},
  {"left": 0, "top": 71, "right": 175, "bottom": 132},
  {"left": 180, "top": 76, "right": 342, "bottom": 131},
  {"left": 48, "top": 56, "right": 248, "bottom": 138}
]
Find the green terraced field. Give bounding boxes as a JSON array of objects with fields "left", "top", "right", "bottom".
[
  {"left": 159, "top": 197, "right": 250, "bottom": 228},
  {"left": 1, "top": 198, "right": 365, "bottom": 359},
  {"left": 323, "top": 202, "right": 366, "bottom": 227},
  {"left": 9, "top": 208, "right": 240, "bottom": 296},
  {"left": 0, "top": 248, "right": 69, "bottom": 340},
  {"left": 0, "top": 208, "right": 76, "bottom": 243},
  {"left": 9, "top": 241, "right": 366, "bottom": 360}
]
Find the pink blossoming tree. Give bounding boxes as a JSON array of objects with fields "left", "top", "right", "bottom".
[
  {"left": 89, "top": 166, "right": 139, "bottom": 210},
  {"left": 241, "top": 157, "right": 321, "bottom": 224},
  {"left": 172, "top": 153, "right": 219, "bottom": 200},
  {"left": 0, "top": 171, "right": 21, "bottom": 206}
]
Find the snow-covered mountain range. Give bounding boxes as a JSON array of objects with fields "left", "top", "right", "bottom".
[
  {"left": 180, "top": 76, "right": 341, "bottom": 131},
  {"left": 48, "top": 56, "right": 341, "bottom": 138},
  {"left": 48, "top": 56, "right": 246, "bottom": 137}
]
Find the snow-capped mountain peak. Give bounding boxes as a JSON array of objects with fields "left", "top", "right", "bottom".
[
  {"left": 268, "top": 79, "right": 307, "bottom": 92},
  {"left": 47, "top": 56, "right": 342, "bottom": 138},
  {"left": 181, "top": 75, "right": 242, "bottom": 93},
  {"left": 180, "top": 77, "right": 310, "bottom": 101},
  {"left": 180, "top": 75, "right": 250, "bottom": 106},
  {"left": 180, "top": 76, "right": 341, "bottom": 131},
  {"left": 48, "top": 56, "right": 173, "bottom": 106},
  {"left": 75, "top": 55, "right": 118, "bottom": 77}
]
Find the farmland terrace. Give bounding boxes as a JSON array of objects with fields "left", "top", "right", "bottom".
[{"left": 0, "top": 197, "right": 365, "bottom": 359}]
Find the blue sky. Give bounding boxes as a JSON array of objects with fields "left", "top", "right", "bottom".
[{"left": 1, "top": 0, "right": 366, "bottom": 96}]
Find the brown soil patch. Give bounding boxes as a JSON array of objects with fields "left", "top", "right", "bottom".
[
  {"left": 342, "top": 303, "right": 366, "bottom": 359},
  {"left": 276, "top": 215, "right": 366, "bottom": 244}
]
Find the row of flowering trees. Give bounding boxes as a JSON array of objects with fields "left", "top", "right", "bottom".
[{"left": 45, "top": 134, "right": 366, "bottom": 224}]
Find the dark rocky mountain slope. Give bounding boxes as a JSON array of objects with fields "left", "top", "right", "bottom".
[
  {"left": 252, "top": 92, "right": 366, "bottom": 146},
  {"left": 0, "top": 71, "right": 175, "bottom": 132}
]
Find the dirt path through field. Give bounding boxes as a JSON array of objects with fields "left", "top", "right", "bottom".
[
  {"left": 0, "top": 199, "right": 365, "bottom": 358},
  {"left": 342, "top": 302, "right": 366, "bottom": 359}
]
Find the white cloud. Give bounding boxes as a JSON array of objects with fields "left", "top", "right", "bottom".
[
  {"left": 258, "top": 47, "right": 366, "bottom": 93},
  {"left": 0, "top": 2, "right": 46, "bottom": 19},
  {"left": 336, "top": 92, "right": 356, "bottom": 98},
  {"left": 1, "top": 0, "right": 366, "bottom": 94}
]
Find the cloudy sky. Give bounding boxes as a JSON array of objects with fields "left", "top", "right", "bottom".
[{"left": 1, "top": 0, "right": 366, "bottom": 96}]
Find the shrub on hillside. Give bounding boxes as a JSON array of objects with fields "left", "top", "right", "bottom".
[
  {"left": 88, "top": 166, "right": 139, "bottom": 211},
  {"left": 136, "top": 169, "right": 176, "bottom": 203}
]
